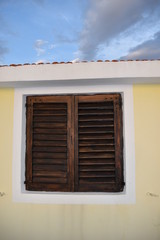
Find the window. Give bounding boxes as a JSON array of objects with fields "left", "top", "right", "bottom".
[{"left": 25, "top": 93, "right": 124, "bottom": 192}]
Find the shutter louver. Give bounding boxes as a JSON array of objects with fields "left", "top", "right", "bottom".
[
  {"left": 26, "top": 96, "right": 73, "bottom": 191},
  {"left": 75, "top": 94, "right": 124, "bottom": 192}
]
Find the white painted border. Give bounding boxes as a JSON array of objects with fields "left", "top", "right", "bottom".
[
  {"left": 12, "top": 82, "right": 135, "bottom": 204},
  {"left": 1, "top": 61, "right": 160, "bottom": 87}
]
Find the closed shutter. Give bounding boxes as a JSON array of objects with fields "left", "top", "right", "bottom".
[
  {"left": 74, "top": 94, "right": 124, "bottom": 192},
  {"left": 25, "top": 94, "right": 124, "bottom": 192},
  {"left": 25, "top": 96, "right": 74, "bottom": 191}
]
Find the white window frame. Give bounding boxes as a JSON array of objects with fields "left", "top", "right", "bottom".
[{"left": 12, "top": 82, "right": 135, "bottom": 204}]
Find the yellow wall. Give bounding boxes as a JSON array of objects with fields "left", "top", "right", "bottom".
[{"left": 0, "top": 85, "right": 160, "bottom": 240}]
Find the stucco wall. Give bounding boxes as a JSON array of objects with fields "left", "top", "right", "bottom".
[{"left": 0, "top": 85, "right": 160, "bottom": 240}]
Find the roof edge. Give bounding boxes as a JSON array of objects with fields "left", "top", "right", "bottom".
[{"left": 1, "top": 59, "right": 160, "bottom": 68}]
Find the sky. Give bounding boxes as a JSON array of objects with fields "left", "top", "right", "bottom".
[{"left": 0, "top": 0, "right": 160, "bottom": 65}]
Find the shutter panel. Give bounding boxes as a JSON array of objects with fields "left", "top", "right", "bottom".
[
  {"left": 74, "top": 94, "right": 124, "bottom": 192},
  {"left": 25, "top": 96, "right": 74, "bottom": 192}
]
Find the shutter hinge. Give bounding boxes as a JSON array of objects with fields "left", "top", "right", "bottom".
[
  {"left": 119, "top": 98, "right": 122, "bottom": 107},
  {"left": 119, "top": 181, "right": 125, "bottom": 191},
  {"left": 24, "top": 180, "right": 32, "bottom": 184},
  {"left": 25, "top": 103, "right": 32, "bottom": 108}
]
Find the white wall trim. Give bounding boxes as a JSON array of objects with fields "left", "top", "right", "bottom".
[
  {"left": 12, "top": 82, "right": 135, "bottom": 204},
  {"left": 1, "top": 61, "right": 160, "bottom": 87}
]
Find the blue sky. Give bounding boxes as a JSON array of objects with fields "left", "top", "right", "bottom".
[{"left": 0, "top": 0, "right": 160, "bottom": 65}]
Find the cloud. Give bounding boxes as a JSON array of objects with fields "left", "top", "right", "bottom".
[
  {"left": 34, "top": 39, "right": 48, "bottom": 48},
  {"left": 78, "top": 0, "right": 160, "bottom": 60},
  {"left": 0, "top": 40, "right": 9, "bottom": 63},
  {"left": 49, "top": 44, "right": 55, "bottom": 50},
  {"left": 71, "top": 58, "right": 80, "bottom": 63},
  {"left": 55, "top": 34, "right": 77, "bottom": 44},
  {"left": 120, "top": 31, "right": 160, "bottom": 60},
  {"left": 34, "top": 40, "right": 55, "bottom": 63},
  {"left": 35, "top": 59, "right": 47, "bottom": 64},
  {"left": 34, "top": 39, "right": 48, "bottom": 56}
]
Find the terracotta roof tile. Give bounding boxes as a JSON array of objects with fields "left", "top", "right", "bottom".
[
  {"left": 0, "top": 65, "right": 8, "bottom": 67},
  {"left": 0, "top": 59, "right": 160, "bottom": 68},
  {"left": 112, "top": 60, "right": 118, "bottom": 62}
]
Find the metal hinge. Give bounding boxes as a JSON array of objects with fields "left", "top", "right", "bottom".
[
  {"left": 25, "top": 103, "right": 32, "bottom": 108},
  {"left": 120, "top": 97, "right": 122, "bottom": 106}
]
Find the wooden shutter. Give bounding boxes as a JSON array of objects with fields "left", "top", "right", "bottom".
[
  {"left": 25, "top": 95, "right": 74, "bottom": 191},
  {"left": 25, "top": 93, "right": 124, "bottom": 192},
  {"left": 74, "top": 94, "right": 124, "bottom": 192}
]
